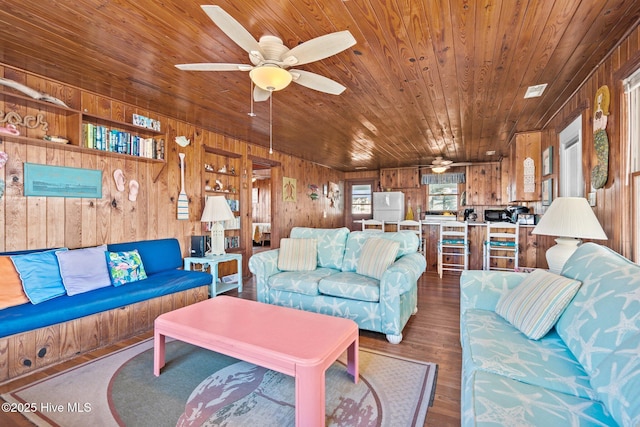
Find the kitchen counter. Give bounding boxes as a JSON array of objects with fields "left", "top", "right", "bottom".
[{"left": 420, "top": 222, "right": 539, "bottom": 272}]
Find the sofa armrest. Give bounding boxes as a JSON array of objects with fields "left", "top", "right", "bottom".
[
  {"left": 248, "top": 249, "right": 281, "bottom": 302},
  {"left": 459, "top": 270, "right": 528, "bottom": 315},
  {"left": 381, "top": 252, "right": 427, "bottom": 297}
]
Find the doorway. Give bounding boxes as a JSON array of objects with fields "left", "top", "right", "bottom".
[
  {"left": 251, "top": 162, "right": 272, "bottom": 252},
  {"left": 345, "top": 179, "right": 376, "bottom": 231}
]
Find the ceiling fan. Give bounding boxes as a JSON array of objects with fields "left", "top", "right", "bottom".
[
  {"left": 422, "top": 157, "right": 473, "bottom": 173},
  {"left": 176, "top": 5, "right": 356, "bottom": 101}
]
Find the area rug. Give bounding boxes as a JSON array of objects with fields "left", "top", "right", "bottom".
[{"left": 2, "top": 338, "right": 437, "bottom": 426}]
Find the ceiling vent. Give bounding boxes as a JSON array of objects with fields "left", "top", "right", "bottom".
[{"left": 524, "top": 84, "right": 548, "bottom": 99}]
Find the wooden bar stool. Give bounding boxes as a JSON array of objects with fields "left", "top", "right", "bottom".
[
  {"left": 438, "top": 221, "right": 469, "bottom": 277},
  {"left": 484, "top": 222, "right": 519, "bottom": 271}
]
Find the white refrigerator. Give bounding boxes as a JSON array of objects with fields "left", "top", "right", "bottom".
[{"left": 373, "top": 192, "right": 405, "bottom": 222}]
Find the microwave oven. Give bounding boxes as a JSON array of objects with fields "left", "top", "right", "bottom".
[{"left": 484, "top": 209, "right": 509, "bottom": 222}]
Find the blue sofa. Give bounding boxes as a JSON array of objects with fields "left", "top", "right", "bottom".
[
  {"left": 460, "top": 243, "right": 640, "bottom": 426},
  {"left": 0, "top": 238, "right": 212, "bottom": 382},
  {"left": 249, "top": 227, "right": 427, "bottom": 343}
]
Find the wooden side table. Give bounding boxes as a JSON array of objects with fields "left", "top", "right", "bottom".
[{"left": 184, "top": 253, "right": 243, "bottom": 297}]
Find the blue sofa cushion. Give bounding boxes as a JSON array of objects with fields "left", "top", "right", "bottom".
[
  {"left": 341, "top": 231, "right": 418, "bottom": 272},
  {"left": 465, "top": 370, "right": 615, "bottom": 426},
  {"left": 268, "top": 268, "right": 337, "bottom": 296},
  {"left": 107, "top": 238, "right": 183, "bottom": 275},
  {"left": 289, "top": 227, "right": 349, "bottom": 270},
  {"left": 318, "top": 272, "right": 380, "bottom": 302},
  {"left": 461, "top": 309, "right": 597, "bottom": 400},
  {"left": 0, "top": 269, "right": 212, "bottom": 338},
  {"left": 556, "top": 243, "right": 640, "bottom": 375},
  {"left": 590, "top": 332, "right": 640, "bottom": 426}
]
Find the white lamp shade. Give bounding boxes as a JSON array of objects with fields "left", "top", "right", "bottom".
[
  {"left": 532, "top": 197, "right": 607, "bottom": 240},
  {"left": 532, "top": 197, "right": 607, "bottom": 273},
  {"left": 249, "top": 65, "right": 292, "bottom": 92},
  {"left": 201, "top": 196, "right": 235, "bottom": 256},
  {"left": 201, "top": 196, "right": 235, "bottom": 223}
]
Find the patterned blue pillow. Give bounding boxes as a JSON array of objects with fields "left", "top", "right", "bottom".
[{"left": 105, "top": 250, "right": 148, "bottom": 286}]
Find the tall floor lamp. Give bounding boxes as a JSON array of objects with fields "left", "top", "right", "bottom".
[
  {"left": 532, "top": 197, "right": 607, "bottom": 274},
  {"left": 200, "top": 196, "right": 235, "bottom": 256}
]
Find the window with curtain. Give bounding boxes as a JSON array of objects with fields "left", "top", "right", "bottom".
[{"left": 428, "top": 183, "right": 458, "bottom": 211}]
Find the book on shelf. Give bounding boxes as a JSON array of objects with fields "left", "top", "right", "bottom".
[
  {"left": 226, "top": 198, "right": 239, "bottom": 212},
  {"left": 81, "top": 123, "right": 165, "bottom": 159},
  {"left": 224, "top": 236, "right": 240, "bottom": 249}
]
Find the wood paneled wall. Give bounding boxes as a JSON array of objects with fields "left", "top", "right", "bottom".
[
  {"left": 542, "top": 25, "right": 640, "bottom": 259},
  {"left": 251, "top": 179, "right": 271, "bottom": 223},
  {"left": 0, "top": 64, "right": 345, "bottom": 275}
]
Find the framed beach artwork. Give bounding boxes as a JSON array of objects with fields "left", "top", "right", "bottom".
[
  {"left": 542, "top": 146, "right": 553, "bottom": 176},
  {"left": 542, "top": 178, "right": 553, "bottom": 206},
  {"left": 24, "top": 163, "right": 102, "bottom": 198},
  {"left": 283, "top": 177, "right": 296, "bottom": 202}
]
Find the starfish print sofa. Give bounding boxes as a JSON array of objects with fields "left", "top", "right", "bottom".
[
  {"left": 249, "top": 227, "right": 426, "bottom": 343},
  {"left": 460, "top": 242, "right": 640, "bottom": 426}
]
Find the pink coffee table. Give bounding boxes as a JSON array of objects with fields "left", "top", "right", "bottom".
[{"left": 154, "top": 296, "right": 359, "bottom": 426}]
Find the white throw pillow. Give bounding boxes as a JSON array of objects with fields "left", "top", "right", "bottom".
[
  {"left": 496, "top": 269, "right": 582, "bottom": 340},
  {"left": 356, "top": 238, "right": 400, "bottom": 280},
  {"left": 277, "top": 238, "right": 317, "bottom": 271}
]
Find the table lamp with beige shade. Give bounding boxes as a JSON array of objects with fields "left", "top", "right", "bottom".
[
  {"left": 532, "top": 197, "right": 607, "bottom": 274},
  {"left": 200, "top": 195, "right": 235, "bottom": 256}
]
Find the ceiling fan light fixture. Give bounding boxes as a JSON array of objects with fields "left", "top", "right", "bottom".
[
  {"left": 432, "top": 166, "right": 448, "bottom": 173},
  {"left": 250, "top": 65, "right": 292, "bottom": 92}
]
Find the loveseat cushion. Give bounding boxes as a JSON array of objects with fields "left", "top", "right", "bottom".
[
  {"left": 556, "top": 243, "right": 640, "bottom": 375},
  {"left": 277, "top": 238, "right": 317, "bottom": 271},
  {"left": 461, "top": 309, "right": 597, "bottom": 400},
  {"left": 356, "top": 238, "right": 399, "bottom": 280},
  {"left": 463, "top": 370, "right": 615, "bottom": 427},
  {"left": 341, "top": 231, "right": 419, "bottom": 272},
  {"left": 289, "top": 227, "right": 349, "bottom": 270},
  {"left": 590, "top": 332, "right": 640, "bottom": 426},
  {"left": 318, "top": 272, "right": 380, "bottom": 302},
  {"left": 0, "top": 269, "right": 212, "bottom": 338},
  {"left": 495, "top": 269, "right": 582, "bottom": 340},
  {"left": 268, "top": 268, "right": 338, "bottom": 296}
]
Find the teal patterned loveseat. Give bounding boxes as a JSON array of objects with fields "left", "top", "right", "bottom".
[
  {"left": 248, "top": 227, "right": 426, "bottom": 343},
  {"left": 460, "top": 243, "right": 640, "bottom": 426}
]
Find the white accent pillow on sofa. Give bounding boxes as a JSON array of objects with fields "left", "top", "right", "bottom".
[
  {"left": 277, "top": 238, "right": 317, "bottom": 271},
  {"left": 356, "top": 238, "right": 399, "bottom": 280},
  {"left": 496, "top": 269, "right": 582, "bottom": 340}
]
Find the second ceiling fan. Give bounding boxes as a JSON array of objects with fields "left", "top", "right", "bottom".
[{"left": 176, "top": 5, "right": 356, "bottom": 101}]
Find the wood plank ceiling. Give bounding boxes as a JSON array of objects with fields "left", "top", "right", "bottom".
[{"left": 0, "top": 0, "right": 638, "bottom": 171}]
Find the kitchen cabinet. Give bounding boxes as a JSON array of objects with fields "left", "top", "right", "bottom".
[
  {"left": 507, "top": 131, "right": 541, "bottom": 202},
  {"left": 380, "top": 167, "right": 420, "bottom": 190}
]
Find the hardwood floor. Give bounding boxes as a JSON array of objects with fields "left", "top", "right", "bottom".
[{"left": 0, "top": 271, "right": 462, "bottom": 426}]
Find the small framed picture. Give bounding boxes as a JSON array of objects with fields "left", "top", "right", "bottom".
[
  {"left": 542, "top": 146, "right": 553, "bottom": 176},
  {"left": 542, "top": 178, "right": 553, "bottom": 206}
]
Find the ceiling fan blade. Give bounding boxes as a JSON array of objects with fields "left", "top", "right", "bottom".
[
  {"left": 282, "top": 30, "right": 356, "bottom": 66},
  {"left": 175, "top": 63, "right": 252, "bottom": 71},
  {"left": 253, "top": 85, "right": 271, "bottom": 102},
  {"left": 450, "top": 162, "right": 473, "bottom": 167},
  {"left": 290, "top": 70, "right": 346, "bottom": 95},
  {"left": 201, "top": 5, "right": 263, "bottom": 55}
]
